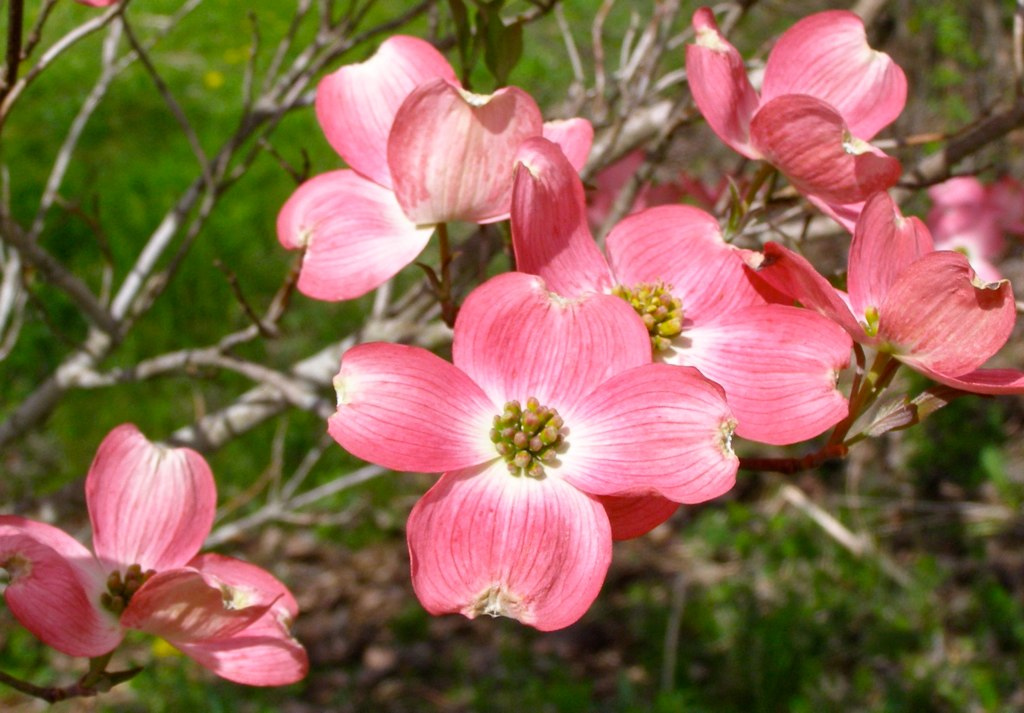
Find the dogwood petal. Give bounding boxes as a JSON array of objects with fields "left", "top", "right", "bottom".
[
  {"left": 761, "top": 10, "right": 906, "bottom": 140},
  {"left": 511, "top": 138, "right": 614, "bottom": 297},
  {"left": 597, "top": 494, "right": 680, "bottom": 541},
  {"left": 171, "top": 611, "right": 309, "bottom": 686},
  {"left": 880, "top": 251, "right": 1015, "bottom": 376},
  {"left": 671, "top": 305, "right": 851, "bottom": 445},
  {"left": 122, "top": 569, "right": 266, "bottom": 643},
  {"left": 542, "top": 118, "right": 594, "bottom": 172},
  {"left": 277, "top": 170, "right": 434, "bottom": 301},
  {"left": 329, "top": 342, "right": 498, "bottom": 473},
  {"left": 848, "top": 192, "right": 933, "bottom": 316},
  {"left": 686, "top": 7, "right": 761, "bottom": 158},
  {"left": 750, "top": 95, "right": 901, "bottom": 204},
  {"left": 909, "top": 367, "right": 1024, "bottom": 395},
  {"left": 388, "top": 80, "right": 544, "bottom": 224},
  {"left": 315, "top": 36, "right": 457, "bottom": 188},
  {"left": 87, "top": 424, "right": 215, "bottom": 573},
  {"left": 174, "top": 553, "right": 308, "bottom": 686},
  {"left": 452, "top": 272, "right": 650, "bottom": 411},
  {"left": 188, "top": 554, "right": 295, "bottom": 612},
  {"left": 807, "top": 195, "right": 864, "bottom": 234},
  {"left": 606, "top": 204, "right": 769, "bottom": 319},
  {"left": 751, "top": 243, "right": 867, "bottom": 340},
  {"left": 563, "top": 363, "right": 738, "bottom": 503},
  {"left": 407, "top": 462, "right": 612, "bottom": 631},
  {"left": 0, "top": 519, "right": 122, "bottom": 657}
]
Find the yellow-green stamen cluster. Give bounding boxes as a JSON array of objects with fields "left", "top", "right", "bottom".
[
  {"left": 100, "top": 564, "right": 156, "bottom": 615},
  {"left": 490, "top": 397, "right": 565, "bottom": 479},
  {"left": 612, "top": 282, "right": 684, "bottom": 351}
]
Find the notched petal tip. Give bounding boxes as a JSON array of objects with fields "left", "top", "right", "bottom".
[
  {"left": 718, "top": 417, "right": 738, "bottom": 457},
  {"left": 466, "top": 583, "right": 528, "bottom": 623}
]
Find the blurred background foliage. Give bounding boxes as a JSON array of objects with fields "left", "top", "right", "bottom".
[{"left": 2, "top": 0, "right": 1024, "bottom": 710}]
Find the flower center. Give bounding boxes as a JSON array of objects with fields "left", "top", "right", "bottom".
[
  {"left": 612, "top": 282, "right": 684, "bottom": 351},
  {"left": 490, "top": 397, "right": 566, "bottom": 479},
  {"left": 100, "top": 563, "right": 156, "bottom": 615}
]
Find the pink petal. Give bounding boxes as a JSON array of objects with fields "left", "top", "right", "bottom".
[
  {"left": 122, "top": 569, "right": 266, "bottom": 643},
  {"left": 87, "top": 424, "right": 215, "bottom": 573},
  {"left": 806, "top": 195, "right": 864, "bottom": 234},
  {"left": 673, "top": 305, "right": 851, "bottom": 445},
  {"left": 761, "top": 10, "right": 907, "bottom": 140},
  {"left": 563, "top": 363, "right": 738, "bottom": 504},
  {"left": 0, "top": 518, "right": 122, "bottom": 657},
  {"left": 542, "top": 118, "right": 594, "bottom": 172},
  {"left": 751, "top": 243, "right": 868, "bottom": 341},
  {"left": 315, "top": 36, "right": 457, "bottom": 188},
  {"left": 910, "top": 367, "right": 1024, "bottom": 395},
  {"left": 597, "top": 494, "right": 680, "bottom": 541},
  {"left": 171, "top": 612, "right": 309, "bottom": 686},
  {"left": 388, "top": 80, "right": 544, "bottom": 224},
  {"left": 606, "top": 204, "right": 770, "bottom": 320},
  {"left": 328, "top": 342, "right": 499, "bottom": 473},
  {"left": 189, "top": 553, "right": 298, "bottom": 617},
  {"left": 928, "top": 177, "right": 1005, "bottom": 259},
  {"left": 511, "top": 137, "right": 614, "bottom": 296},
  {"left": 175, "top": 553, "right": 308, "bottom": 686},
  {"left": 685, "top": 7, "right": 761, "bottom": 158},
  {"left": 452, "top": 272, "right": 651, "bottom": 412},
  {"left": 750, "top": 95, "right": 902, "bottom": 205},
  {"left": 848, "top": 191, "right": 933, "bottom": 316},
  {"left": 880, "top": 251, "right": 1016, "bottom": 376},
  {"left": 407, "top": 462, "right": 612, "bottom": 631},
  {"left": 276, "top": 170, "right": 434, "bottom": 301}
]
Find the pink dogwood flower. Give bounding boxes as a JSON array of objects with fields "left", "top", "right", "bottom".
[
  {"left": 750, "top": 191, "right": 1024, "bottom": 394},
  {"left": 926, "top": 176, "right": 1024, "bottom": 282},
  {"left": 277, "top": 35, "right": 593, "bottom": 301},
  {"left": 0, "top": 424, "right": 308, "bottom": 686},
  {"left": 686, "top": 8, "right": 906, "bottom": 222},
  {"left": 512, "top": 137, "right": 852, "bottom": 446},
  {"left": 329, "top": 272, "right": 738, "bottom": 630}
]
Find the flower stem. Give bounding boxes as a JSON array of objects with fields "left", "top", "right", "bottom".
[
  {"left": 0, "top": 651, "right": 142, "bottom": 703},
  {"left": 436, "top": 222, "right": 458, "bottom": 327}
]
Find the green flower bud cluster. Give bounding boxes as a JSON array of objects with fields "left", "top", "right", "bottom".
[
  {"left": 101, "top": 563, "right": 157, "bottom": 615},
  {"left": 612, "top": 282, "right": 684, "bottom": 351},
  {"left": 490, "top": 397, "right": 565, "bottom": 479}
]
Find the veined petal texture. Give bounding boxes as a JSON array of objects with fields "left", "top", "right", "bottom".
[
  {"left": 122, "top": 569, "right": 267, "bottom": 644},
  {"left": 315, "top": 36, "right": 457, "bottom": 188},
  {"left": 388, "top": 81, "right": 544, "bottom": 224},
  {"left": 750, "top": 95, "right": 901, "bottom": 205},
  {"left": 880, "top": 252, "right": 1015, "bottom": 376},
  {"left": 276, "top": 170, "right": 434, "bottom": 301},
  {"left": 848, "top": 192, "right": 933, "bottom": 316},
  {"left": 511, "top": 138, "right": 614, "bottom": 297},
  {"left": 407, "top": 462, "right": 612, "bottom": 631},
  {"left": 686, "top": 7, "right": 761, "bottom": 158},
  {"left": 329, "top": 342, "right": 499, "bottom": 473},
  {"left": 452, "top": 272, "right": 651, "bottom": 412},
  {"left": 87, "top": 424, "right": 215, "bottom": 573},
  {"left": 563, "top": 363, "right": 738, "bottom": 504},
  {"left": 0, "top": 518, "right": 122, "bottom": 657},
  {"left": 751, "top": 243, "right": 867, "bottom": 340},
  {"left": 761, "top": 10, "right": 907, "bottom": 141},
  {"left": 606, "top": 204, "right": 770, "bottom": 319},
  {"left": 176, "top": 553, "right": 308, "bottom": 686},
  {"left": 675, "top": 305, "right": 851, "bottom": 445}
]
